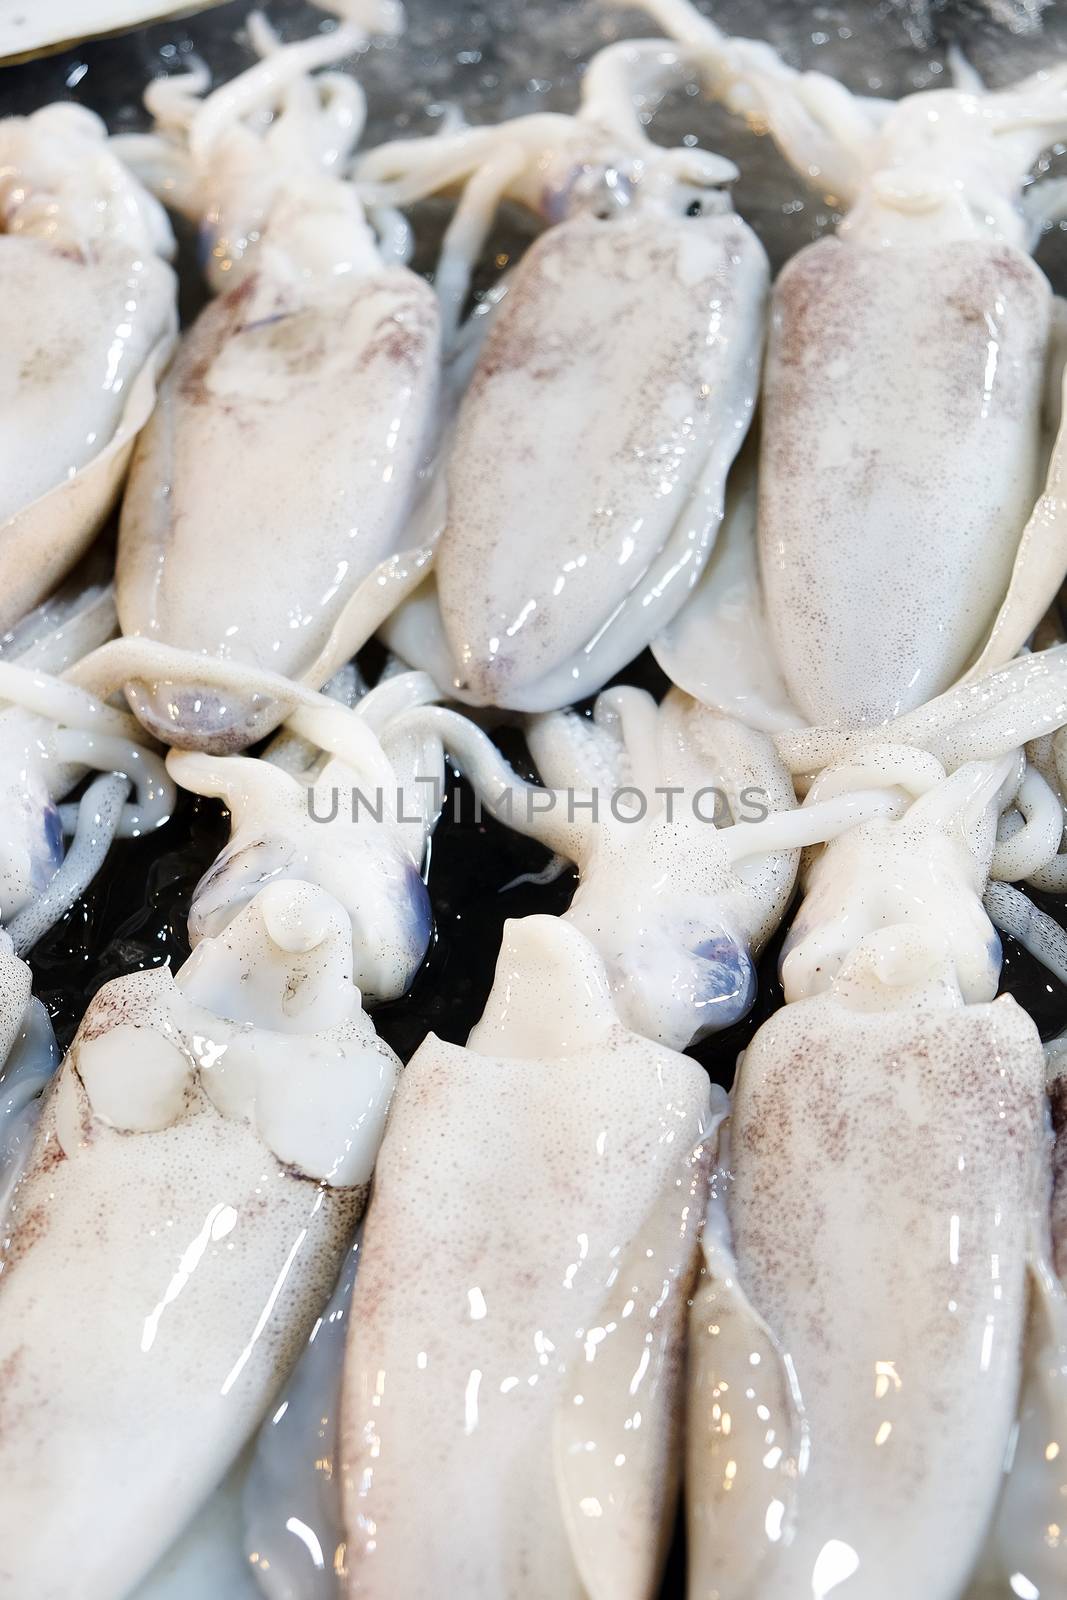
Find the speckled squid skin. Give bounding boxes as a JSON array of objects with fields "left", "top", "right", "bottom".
[
  {"left": 339, "top": 916, "right": 715, "bottom": 1600},
  {"left": 0, "top": 237, "right": 173, "bottom": 527},
  {"left": 117, "top": 263, "right": 440, "bottom": 751},
  {"left": 0, "top": 943, "right": 30, "bottom": 1066},
  {"left": 0, "top": 106, "right": 176, "bottom": 634},
  {"left": 0, "top": 882, "right": 396, "bottom": 1600},
  {"left": 1052, "top": 1069, "right": 1067, "bottom": 1286},
  {"left": 436, "top": 206, "right": 767, "bottom": 710},
  {"left": 688, "top": 986, "right": 1047, "bottom": 1600},
  {"left": 759, "top": 237, "right": 1049, "bottom": 727}
]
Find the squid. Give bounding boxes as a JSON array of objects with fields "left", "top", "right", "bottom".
[
  {"left": 0, "top": 0, "right": 380, "bottom": 61},
  {"left": 356, "top": 35, "right": 768, "bottom": 711},
  {"left": 113, "top": 4, "right": 442, "bottom": 753},
  {"left": 0, "top": 662, "right": 443, "bottom": 1600},
  {"left": 0, "top": 933, "right": 58, "bottom": 1219},
  {"left": 199, "top": 688, "right": 796, "bottom": 1594},
  {"left": 631, "top": 0, "right": 1067, "bottom": 731},
  {"left": 338, "top": 911, "right": 721, "bottom": 1600},
  {"left": 287, "top": 691, "right": 919, "bottom": 1599},
  {"left": 0, "top": 568, "right": 175, "bottom": 1208},
  {"left": 214, "top": 689, "right": 915, "bottom": 1599},
  {"left": 398, "top": 686, "right": 905, "bottom": 1048},
  {"left": 0, "top": 100, "right": 176, "bottom": 633},
  {"left": 240, "top": 1237, "right": 361, "bottom": 1598},
  {"left": 166, "top": 664, "right": 444, "bottom": 1004},
  {"left": 0, "top": 2, "right": 226, "bottom": 62},
  {"left": 679, "top": 645, "right": 1067, "bottom": 1596},
  {"left": 965, "top": 1098, "right": 1067, "bottom": 1600}
]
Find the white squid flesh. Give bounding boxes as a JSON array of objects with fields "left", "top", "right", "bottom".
[
  {"left": 339, "top": 913, "right": 719, "bottom": 1599},
  {"left": 0, "top": 103, "right": 176, "bottom": 632},
  {"left": 636, "top": 0, "right": 1067, "bottom": 728},
  {"left": 115, "top": 8, "right": 441, "bottom": 751},
  {"left": 363, "top": 38, "right": 767, "bottom": 710}
]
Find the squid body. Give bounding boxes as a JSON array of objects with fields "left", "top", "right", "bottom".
[
  {"left": 364, "top": 37, "right": 768, "bottom": 710},
  {"left": 115, "top": 10, "right": 442, "bottom": 751},
  {"left": 0, "top": 570, "right": 175, "bottom": 1209},
  {"left": 640, "top": 0, "right": 1067, "bottom": 729},
  {"left": 683, "top": 691, "right": 1061, "bottom": 1596},
  {"left": 0, "top": 104, "right": 176, "bottom": 631},
  {"left": 0, "top": 667, "right": 443, "bottom": 1599},
  {"left": 339, "top": 913, "right": 720, "bottom": 1599}
]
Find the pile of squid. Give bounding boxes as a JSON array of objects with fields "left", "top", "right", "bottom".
[{"left": 6, "top": 0, "right": 1067, "bottom": 1595}]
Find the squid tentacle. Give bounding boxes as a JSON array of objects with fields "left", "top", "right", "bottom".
[
  {"left": 8, "top": 774, "right": 129, "bottom": 956},
  {"left": 985, "top": 879, "right": 1067, "bottom": 987}
]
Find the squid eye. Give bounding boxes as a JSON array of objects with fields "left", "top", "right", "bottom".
[
  {"left": 688, "top": 935, "right": 756, "bottom": 1038},
  {"left": 685, "top": 198, "right": 704, "bottom": 218},
  {"left": 41, "top": 804, "right": 64, "bottom": 874},
  {"left": 404, "top": 864, "right": 433, "bottom": 965},
  {"left": 126, "top": 680, "right": 282, "bottom": 755},
  {"left": 28, "top": 801, "right": 64, "bottom": 895}
]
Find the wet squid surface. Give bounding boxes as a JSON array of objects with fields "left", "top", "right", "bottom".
[{"left": 6, "top": 4, "right": 1067, "bottom": 1600}]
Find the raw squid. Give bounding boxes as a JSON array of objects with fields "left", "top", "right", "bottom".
[
  {"left": 114, "top": 4, "right": 441, "bottom": 752},
  {"left": 681, "top": 657, "right": 1067, "bottom": 1595},
  {"left": 966, "top": 1197, "right": 1067, "bottom": 1598},
  {"left": 0, "top": 0, "right": 375, "bottom": 60},
  {"left": 339, "top": 912, "right": 720, "bottom": 1599},
  {"left": 0, "top": 580, "right": 173, "bottom": 947},
  {"left": 0, "top": 2, "right": 225, "bottom": 61},
  {"left": 694, "top": 978, "right": 1046, "bottom": 1600},
  {"left": 961, "top": 901, "right": 1067, "bottom": 1598},
  {"left": 634, "top": 0, "right": 1067, "bottom": 729},
  {"left": 0, "top": 663, "right": 443, "bottom": 1600},
  {"left": 0, "top": 933, "right": 57, "bottom": 1218},
  {"left": 0, "top": 881, "right": 390, "bottom": 1600},
  {"left": 0, "top": 568, "right": 175, "bottom": 1205},
  {"left": 396, "top": 686, "right": 901, "bottom": 1048},
  {"left": 359, "top": 35, "right": 768, "bottom": 711},
  {"left": 314, "top": 685, "right": 916, "bottom": 1597},
  {"left": 241, "top": 1236, "right": 361, "bottom": 1597},
  {"left": 167, "top": 665, "right": 444, "bottom": 1004},
  {"left": 0, "top": 102, "right": 176, "bottom": 631}
]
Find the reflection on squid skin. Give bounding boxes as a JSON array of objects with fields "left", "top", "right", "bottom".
[
  {"left": 242, "top": 1236, "right": 363, "bottom": 1600},
  {"left": 427, "top": 213, "right": 766, "bottom": 713},
  {"left": 969, "top": 1060, "right": 1067, "bottom": 1598},
  {"left": 360, "top": 51, "right": 768, "bottom": 716},
  {"left": 338, "top": 916, "right": 720, "bottom": 1600},
  {"left": 687, "top": 986, "right": 1047, "bottom": 1600}
]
